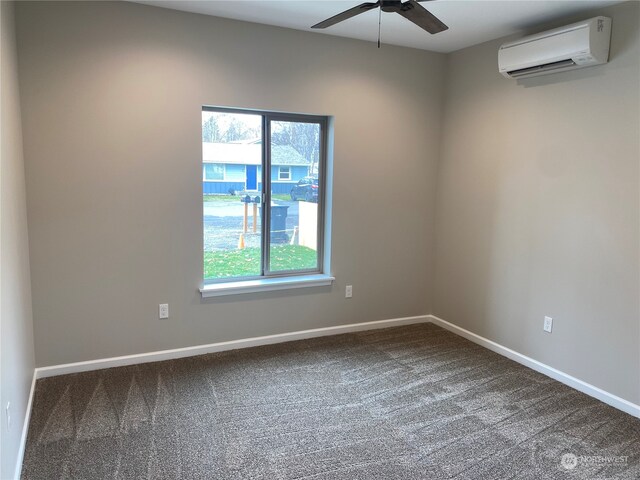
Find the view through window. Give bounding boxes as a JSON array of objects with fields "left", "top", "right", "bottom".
[{"left": 203, "top": 108, "right": 326, "bottom": 282}]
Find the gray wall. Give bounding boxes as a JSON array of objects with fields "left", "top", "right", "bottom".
[
  {"left": 1, "top": 2, "right": 36, "bottom": 478},
  {"left": 434, "top": 1, "right": 640, "bottom": 404},
  {"left": 15, "top": 1, "right": 445, "bottom": 367}
]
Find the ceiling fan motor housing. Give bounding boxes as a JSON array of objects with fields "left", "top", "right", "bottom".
[{"left": 381, "top": 1, "right": 403, "bottom": 13}]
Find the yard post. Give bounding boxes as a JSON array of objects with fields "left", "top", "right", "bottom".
[
  {"left": 252, "top": 203, "right": 257, "bottom": 233},
  {"left": 243, "top": 202, "right": 248, "bottom": 233}
]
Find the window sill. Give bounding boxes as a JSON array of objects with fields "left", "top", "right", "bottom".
[{"left": 200, "top": 274, "right": 335, "bottom": 298}]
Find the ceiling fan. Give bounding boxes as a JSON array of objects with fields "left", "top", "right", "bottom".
[{"left": 311, "top": 0, "right": 448, "bottom": 35}]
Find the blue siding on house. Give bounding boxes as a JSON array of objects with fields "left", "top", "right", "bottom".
[
  {"left": 203, "top": 181, "right": 244, "bottom": 194},
  {"left": 271, "top": 166, "right": 286, "bottom": 182},
  {"left": 270, "top": 165, "right": 309, "bottom": 194},
  {"left": 203, "top": 181, "right": 307, "bottom": 195},
  {"left": 271, "top": 182, "right": 294, "bottom": 194},
  {"left": 270, "top": 165, "right": 309, "bottom": 183},
  {"left": 225, "top": 164, "right": 245, "bottom": 182},
  {"left": 293, "top": 166, "right": 309, "bottom": 181},
  {"left": 202, "top": 165, "right": 310, "bottom": 195}
]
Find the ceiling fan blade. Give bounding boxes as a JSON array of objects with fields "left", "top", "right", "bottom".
[
  {"left": 312, "top": 2, "right": 380, "bottom": 29},
  {"left": 396, "top": 0, "right": 448, "bottom": 34}
]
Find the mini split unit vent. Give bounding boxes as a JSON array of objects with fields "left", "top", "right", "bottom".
[{"left": 499, "top": 16, "right": 612, "bottom": 79}]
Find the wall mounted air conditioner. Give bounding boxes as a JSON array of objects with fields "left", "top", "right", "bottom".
[{"left": 498, "top": 16, "right": 611, "bottom": 79}]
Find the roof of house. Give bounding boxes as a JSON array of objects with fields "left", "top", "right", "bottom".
[{"left": 202, "top": 143, "right": 309, "bottom": 166}]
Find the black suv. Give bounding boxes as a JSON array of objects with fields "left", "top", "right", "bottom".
[{"left": 290, "top": 177, "right": 319, "bottom": 202}]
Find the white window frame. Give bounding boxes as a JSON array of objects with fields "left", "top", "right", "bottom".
[{"left": 278, "top": 166, "right": 291, "bottom": 181}]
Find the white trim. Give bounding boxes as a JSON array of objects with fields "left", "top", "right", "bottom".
[
  {"left": 35, "top": 315, "right": 430, "bottom": 379},
  {"left": 200, "top": 274, "right": 334, "bottom": 297},
  {"left": 427, "top": 315, "right": 640, "bottom": 419},
  {"left": 14, "top": 370, "right": 36, "bottom": 480}
]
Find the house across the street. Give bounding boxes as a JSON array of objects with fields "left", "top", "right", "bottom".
[{"left": 203, "top": 140, "right": 312, "bottom": 194}]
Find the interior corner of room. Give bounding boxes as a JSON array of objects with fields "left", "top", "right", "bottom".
[{"left": 1, "top": 0, "right": 639, "bottom": 478}]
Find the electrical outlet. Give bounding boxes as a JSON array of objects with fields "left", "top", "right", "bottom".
[
  {"left": 345, "top": 285, "right": 353, "bottom": 298},
  {"left": 159, "top": 304, "right": 169, "bottom": 319},
  {"left": 5, "top": 402, "right": 11, "bottom": 432},
  {"left": 543, "top": 316, "right": 553, "bottom": 333}
]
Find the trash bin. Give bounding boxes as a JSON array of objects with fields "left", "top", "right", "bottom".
[{"left": 261, "top": 204, "right": 289, "bottom": 243}]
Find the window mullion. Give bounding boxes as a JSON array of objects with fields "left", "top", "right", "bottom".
[
  {"left": 262, "top": 116, "right": 272, "bottom": 277},
  {"left": 316, "top": 118, "right": 327, "bottom": 271}
]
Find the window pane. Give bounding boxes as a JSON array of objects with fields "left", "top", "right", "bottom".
[
  {"left": 203, "top": 110, "right": 263, "bottom": 280},
  {"left": 269, "top": 120, "right": 320, "bottom": 273},
  {"left": 204, "top": 164, "right": 224, "bottom": 180}
]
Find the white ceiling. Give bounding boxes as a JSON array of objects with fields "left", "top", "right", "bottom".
[{"left": 132, "top": 0, "right": 621, "bottom": 53}]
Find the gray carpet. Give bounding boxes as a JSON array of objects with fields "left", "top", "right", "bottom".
[{"left": 22, "top": 323, "right": 640, "bottom": 479}]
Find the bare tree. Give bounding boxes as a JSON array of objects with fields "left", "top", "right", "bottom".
[
  {"left": 272, "top": 122, "right": 320, "bottom": 175},
  {"left": 202, "top": 114, "right": 260, "bottom": 143}
]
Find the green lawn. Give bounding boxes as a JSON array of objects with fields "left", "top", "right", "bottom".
[
  {"left": 203, "top": 194, "right": 242, "bottom": 203},
  {"left": 204, "top": 245, "right": 317, "bottom": 279}
]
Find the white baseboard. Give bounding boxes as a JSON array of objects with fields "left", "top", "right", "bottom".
[
  {"left": 35, "top": 315, "right": 431, "bottom": 379},
  {"left": 14, "top": 369, "right": 36, "bottom": 480},
  {"left": 427, "top": 314, "right": 640, "bottom": 419}
]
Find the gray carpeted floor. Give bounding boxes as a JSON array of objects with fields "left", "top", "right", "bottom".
[{"left": 22, "top": 323, "right": 640, "bottom": 479}]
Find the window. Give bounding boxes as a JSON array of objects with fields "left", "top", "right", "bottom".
[
  {"left": 203, "top": 163, "right": 225, "bottom": 181},
  {"left": 278, "top": 167, "right": 291, "bottom": 181},
  {"left": 202, "top": 107, "right": 330, "bottom": 289}
]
